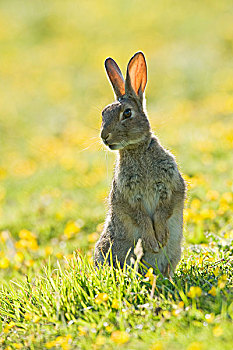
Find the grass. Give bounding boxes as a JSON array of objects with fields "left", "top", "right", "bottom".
[
  {"left": 0, "top": 244, "right": 232, "bottom": 349},
  {"left": 0, "top": 0, "right": 233, "bottom": 349}
]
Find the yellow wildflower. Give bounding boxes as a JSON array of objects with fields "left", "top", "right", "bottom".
[
  {"left": 46, "top": 341, "right": 56, "bottom": 349},
  {"left": 200, "top": 208, "right": 215, "bottom": 220},
  {"left": 45, "top": 246, "right": 53, "bottom": 256},
  {"left": 33, "top": 315, "right": 40, "bottom": 323},
  {"left": 55, "top": 336, "right": 64, "bottom": 343},
  {"left": 184, "top": 208, "right": 193, "bottom": 221},
  {"left": 0, "top": 256, "right": 10, "bottom": 269},
  {"left": 19, "top": 229, "right": 36, "bottom": 240},
  {"left": 88, "top": 232, "right": 99, "bottom": 243},
  {"left": 78, "top": 325, "right": 87, "bottom": 336},
  {"left": 172, "top": 309, "right": 182, "bottom": 316},
  {"left": 145, "top": 267, "right": 155, "bottom": 285},
  {"left": 218, "top": 275, "right": 227, "bottom": 289},
  {"left": 96, "top": 335, "right": 106, "bottom": 346},
  {"left": 3, "top": 321, "right": 15, "bottom": 333},
  {"left": 105, "top": 325, "right": 114, "bottom": 333},
  {"left": 24, "top": 313, "right": 32, "bottom": 320},
  {"left": 110, "top": 330, "right": 130, "bottom": 344},
  {"left": 187, "top": 286, "right": 202, "bottom": 298},
  {"left": 208, "top": 286, "right": 217, "bottom": 296},
  {"left": 206, "top": 190, "right": 219, "bottom": 201},
  {"left": 187, "top": 342, "right": 203, "bottom": 350},
  {"left": 28, "top": 239, "right": 39, "bottom": 250},
  {"left": 0, "top": 230, "right": 9, "bottom": 242},
  {"left": 65, "top": 335, "right": 72, "bottom": 341},
  {"left": 12, "top": 344, "right": 23, "bottom": 349},
  {"left": 178, "top": 301, "right": 184, "bottom": 308},
  {"left": 95, "top": 293, "right": 109, "bottom": 304},
  {"left": 15, "top": 239, "right": 38, "bottom": 251},
  {"left": 145, "top": 267, "right": 153, "bottom": 278},
  {"left": 96, "top": 222, "right": 104, "bottom": 232},
  {"left": 224, "top": 230, "right": 233, "bottom": 239},
  {"left": 8, "top": 321, "right": 15, "bottom": 328},
  {"left": 56, "top": 211, "right": 64, "bottom": 220},
  {"left": 205, "top": 313, "right": 215, "bottom": 323},
  {"left": 46, "top": 335, "right": 71, "bottom": 350},
  {"left": 25, "top": 259, "right": 35, "bottom": 267},
  {"left": 162, "top": 310, "right": 171, "bottom": 319},
  {"left": 213, "top": 325, "right": 223, "bottom": 337},
  {"left": 14, "top": 252, "right": 24, "bottom": 263},
  {"left": 190, "top": 198, "right": 201, "bottom": 210},
  {"left": 198, "top": 256, "right": 204, "bottom": 265},
  {"left": 64, "top": 221, "right": 80, "bottom": 239},
  {"left": 221, "top": 192, "right": 232, "bottom": 203},
  {"left": 112, "top": 298, "right": 119, "bottom": 309},
  {"left": 56, "top": 252, "right": 64, "bottom": 259},
  {"left": 150, "top": 343, "right": 163, "bottom": 350},
  {"left": 213, "top": 267, "right": 220, "bottom": 277},
  {"left": 3, "top": 327, "right": 10, "bottom": 334}
]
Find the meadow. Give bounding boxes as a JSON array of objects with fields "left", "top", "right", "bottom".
[{"left": 0, "top": 0, "right": 233, "bottom": 349}]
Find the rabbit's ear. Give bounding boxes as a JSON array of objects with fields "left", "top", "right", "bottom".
[
  {"left": 105, "top": 58, "right": 125, "bottom": 99},
  {"left": 125, "top": 52, "right": 147, "bottom": 103}
]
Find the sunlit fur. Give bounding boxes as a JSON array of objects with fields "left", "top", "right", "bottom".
[
  {"left": 101, "top": 97, "right": 150, "bottom": 151},
  {"left": 95, "top": 52, "right": 186, "bottom": 276}
]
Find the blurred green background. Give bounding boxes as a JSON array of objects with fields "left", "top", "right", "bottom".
[{"left": 0, "top": 0, "right": 232, "bottom": 272}]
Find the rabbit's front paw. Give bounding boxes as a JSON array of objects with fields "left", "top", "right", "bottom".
[
  {"left": 142, "top": 232, "right": 159, "bottom": 253},
  {"left": 154, "top": 224, "right": 169, "bottom": 247}
]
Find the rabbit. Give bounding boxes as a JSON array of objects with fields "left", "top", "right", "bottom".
[{"left": 94, "top": 52, "right": 186, "bottom": 276}]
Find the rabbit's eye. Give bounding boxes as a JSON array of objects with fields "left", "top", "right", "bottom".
[{"left": 123, "top": 108, "right": 132, "bottom": 119}]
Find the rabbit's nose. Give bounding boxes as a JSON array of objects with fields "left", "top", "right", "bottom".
[{"left": 101, "top": 131, "right": 111, "bottom": 143}]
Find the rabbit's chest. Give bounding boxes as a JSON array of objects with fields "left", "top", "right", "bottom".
[
  {"left": 119, "top": 172, "right": 145, "bottom": 195},
  {"left": 117, "top": 166, "right": 159, "bottom": 217}
]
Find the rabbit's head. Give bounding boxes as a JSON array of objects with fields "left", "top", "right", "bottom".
[{"left": 101, "top": 52, "right": 151, "bottom": 150}]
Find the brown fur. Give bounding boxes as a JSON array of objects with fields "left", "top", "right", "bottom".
[{"left": 94, "top": 52, "right": 186, "bottom": 276}]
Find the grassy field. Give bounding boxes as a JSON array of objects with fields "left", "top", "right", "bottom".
[{"left": 0, "top": 0, "right": 233, "bottom": 349}]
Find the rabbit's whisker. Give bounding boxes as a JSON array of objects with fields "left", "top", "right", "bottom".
[{"left": 79, "top": 140, "right": 100, "bottom": 153}]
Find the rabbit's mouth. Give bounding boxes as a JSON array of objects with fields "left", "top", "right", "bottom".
[{"left": 108, "top": 143, "right": 124, "bottom": 150}]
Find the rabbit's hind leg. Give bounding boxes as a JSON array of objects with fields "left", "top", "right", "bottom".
[
  {"left": 111, "top": 238, "right": 135, "bottom": 268},
  {"left": 94, "top": 232, "right": 134, "bottom": 269}
]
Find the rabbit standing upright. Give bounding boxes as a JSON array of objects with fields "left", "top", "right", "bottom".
[{"left": 94, "top": 52, "right": 186, "bottom": 276}]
